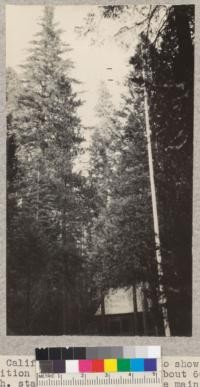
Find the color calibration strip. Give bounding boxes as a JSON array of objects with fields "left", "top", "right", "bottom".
[
  {"left": 36, "top": 357, "right": 158, "bottom": 374},
  {"left": 36, "top": 347, "right": 161, "bottom": 387},
  {"left": 36, "top": 346, "right": 161, "bottom": 360},
  {"left": 36, "top": 346, "right": 161, "bottom": 374}
]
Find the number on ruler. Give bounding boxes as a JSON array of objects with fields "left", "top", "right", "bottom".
[{"left": 37, "top": 372, "right": 161, "bottom": 386}]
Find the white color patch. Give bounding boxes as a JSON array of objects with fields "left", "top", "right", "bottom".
[
  {"left": 65, "top": 360, "right": 79, "bottom": 373},
  {"left": 148, "top": 346, "right": 161, "bottom": 359}
]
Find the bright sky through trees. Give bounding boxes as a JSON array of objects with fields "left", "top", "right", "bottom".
[{"left": 6, "top": 5, "right": 136, "bottom": 129}]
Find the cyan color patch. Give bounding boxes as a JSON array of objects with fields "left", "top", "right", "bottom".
[{"left": 130, "top": 358, "right": 144, "bottom": 372}]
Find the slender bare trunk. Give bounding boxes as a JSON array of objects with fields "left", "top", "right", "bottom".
[
  {"left": 62, "top": 271, "right": 67, "bottom": 333},
  {"left": 78, "top": 301, "right": 82, "bottom": 334},
  {"left": 36, "top": 168, "right": 40, "bottom": 221},
  {"left": 62, "top": 184, "right": 67, "bottom": 333},
  {"left": 150, "top": 284, "right": 160, "bottom": 336},
  {"left": 132, "top": 283, "right": 139, "bottom": 335},
  {"left": 101, "top": 291, "right": 106, "bottom": 334},
  {"left": 26, "top": 267, "right": 31, "bottom": 334},
  {"left": 142, "top": 283, "right": 148, "bottom": 335},
  {"left": 142, "top": 59, "right": 171, "bottom": 336}
]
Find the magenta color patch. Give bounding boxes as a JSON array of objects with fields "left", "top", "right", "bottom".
[{"left": 79, "top": 360, "right": 93, "bottom": 373}]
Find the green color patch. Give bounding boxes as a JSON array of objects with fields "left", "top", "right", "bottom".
[{"left": 117, "top": 359, "right": 130, "bottom": 372}]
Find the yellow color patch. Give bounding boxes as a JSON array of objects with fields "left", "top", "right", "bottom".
[{"left": 104, "top": 359, "right": 117, "bottom": 373}]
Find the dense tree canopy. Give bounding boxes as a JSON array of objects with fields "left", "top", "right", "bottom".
[
  {"left": 7, "top": 6, "right": 92, "bottom": 335},
  {"left": 7, "top": 5, "right": 194, "bottom": 336}
]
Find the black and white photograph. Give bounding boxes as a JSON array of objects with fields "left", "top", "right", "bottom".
[{"left": 6, "top": 4, "right": 194, "bottom": 336}]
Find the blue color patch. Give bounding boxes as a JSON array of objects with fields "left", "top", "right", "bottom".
[
  {"left": 144, "top": 358, "right": 157, "bottom": 371},
  {"left": 130, "top": 358, "right": 144, "bottom": 372}
]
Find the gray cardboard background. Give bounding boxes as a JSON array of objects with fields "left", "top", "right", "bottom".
[{"left": 1, "top": 0, "right": 199, "bottom": 355}]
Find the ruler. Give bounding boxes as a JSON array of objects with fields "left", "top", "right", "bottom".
[{"left": 36, "top": 371, "right": 161, "bottom": 386}]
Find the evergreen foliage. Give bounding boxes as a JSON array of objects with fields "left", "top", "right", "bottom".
[
  {"left": 7, "top": 5, "right": 194, "bottom": 335},
  {"left": 7, "top": 6, "right": 89, "bottom": 334}
]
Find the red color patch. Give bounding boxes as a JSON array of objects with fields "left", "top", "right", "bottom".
[{"left": 92, "top": 359, "right": 104, "bottom": 372}]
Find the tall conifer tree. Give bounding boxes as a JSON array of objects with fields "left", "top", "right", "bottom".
[{"left": 7, "top": 6, "right": 85, "bottom": 334}]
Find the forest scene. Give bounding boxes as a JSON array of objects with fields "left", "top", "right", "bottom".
[{"left": 6, "top": 4, "right": 194, "bottom": 336}]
